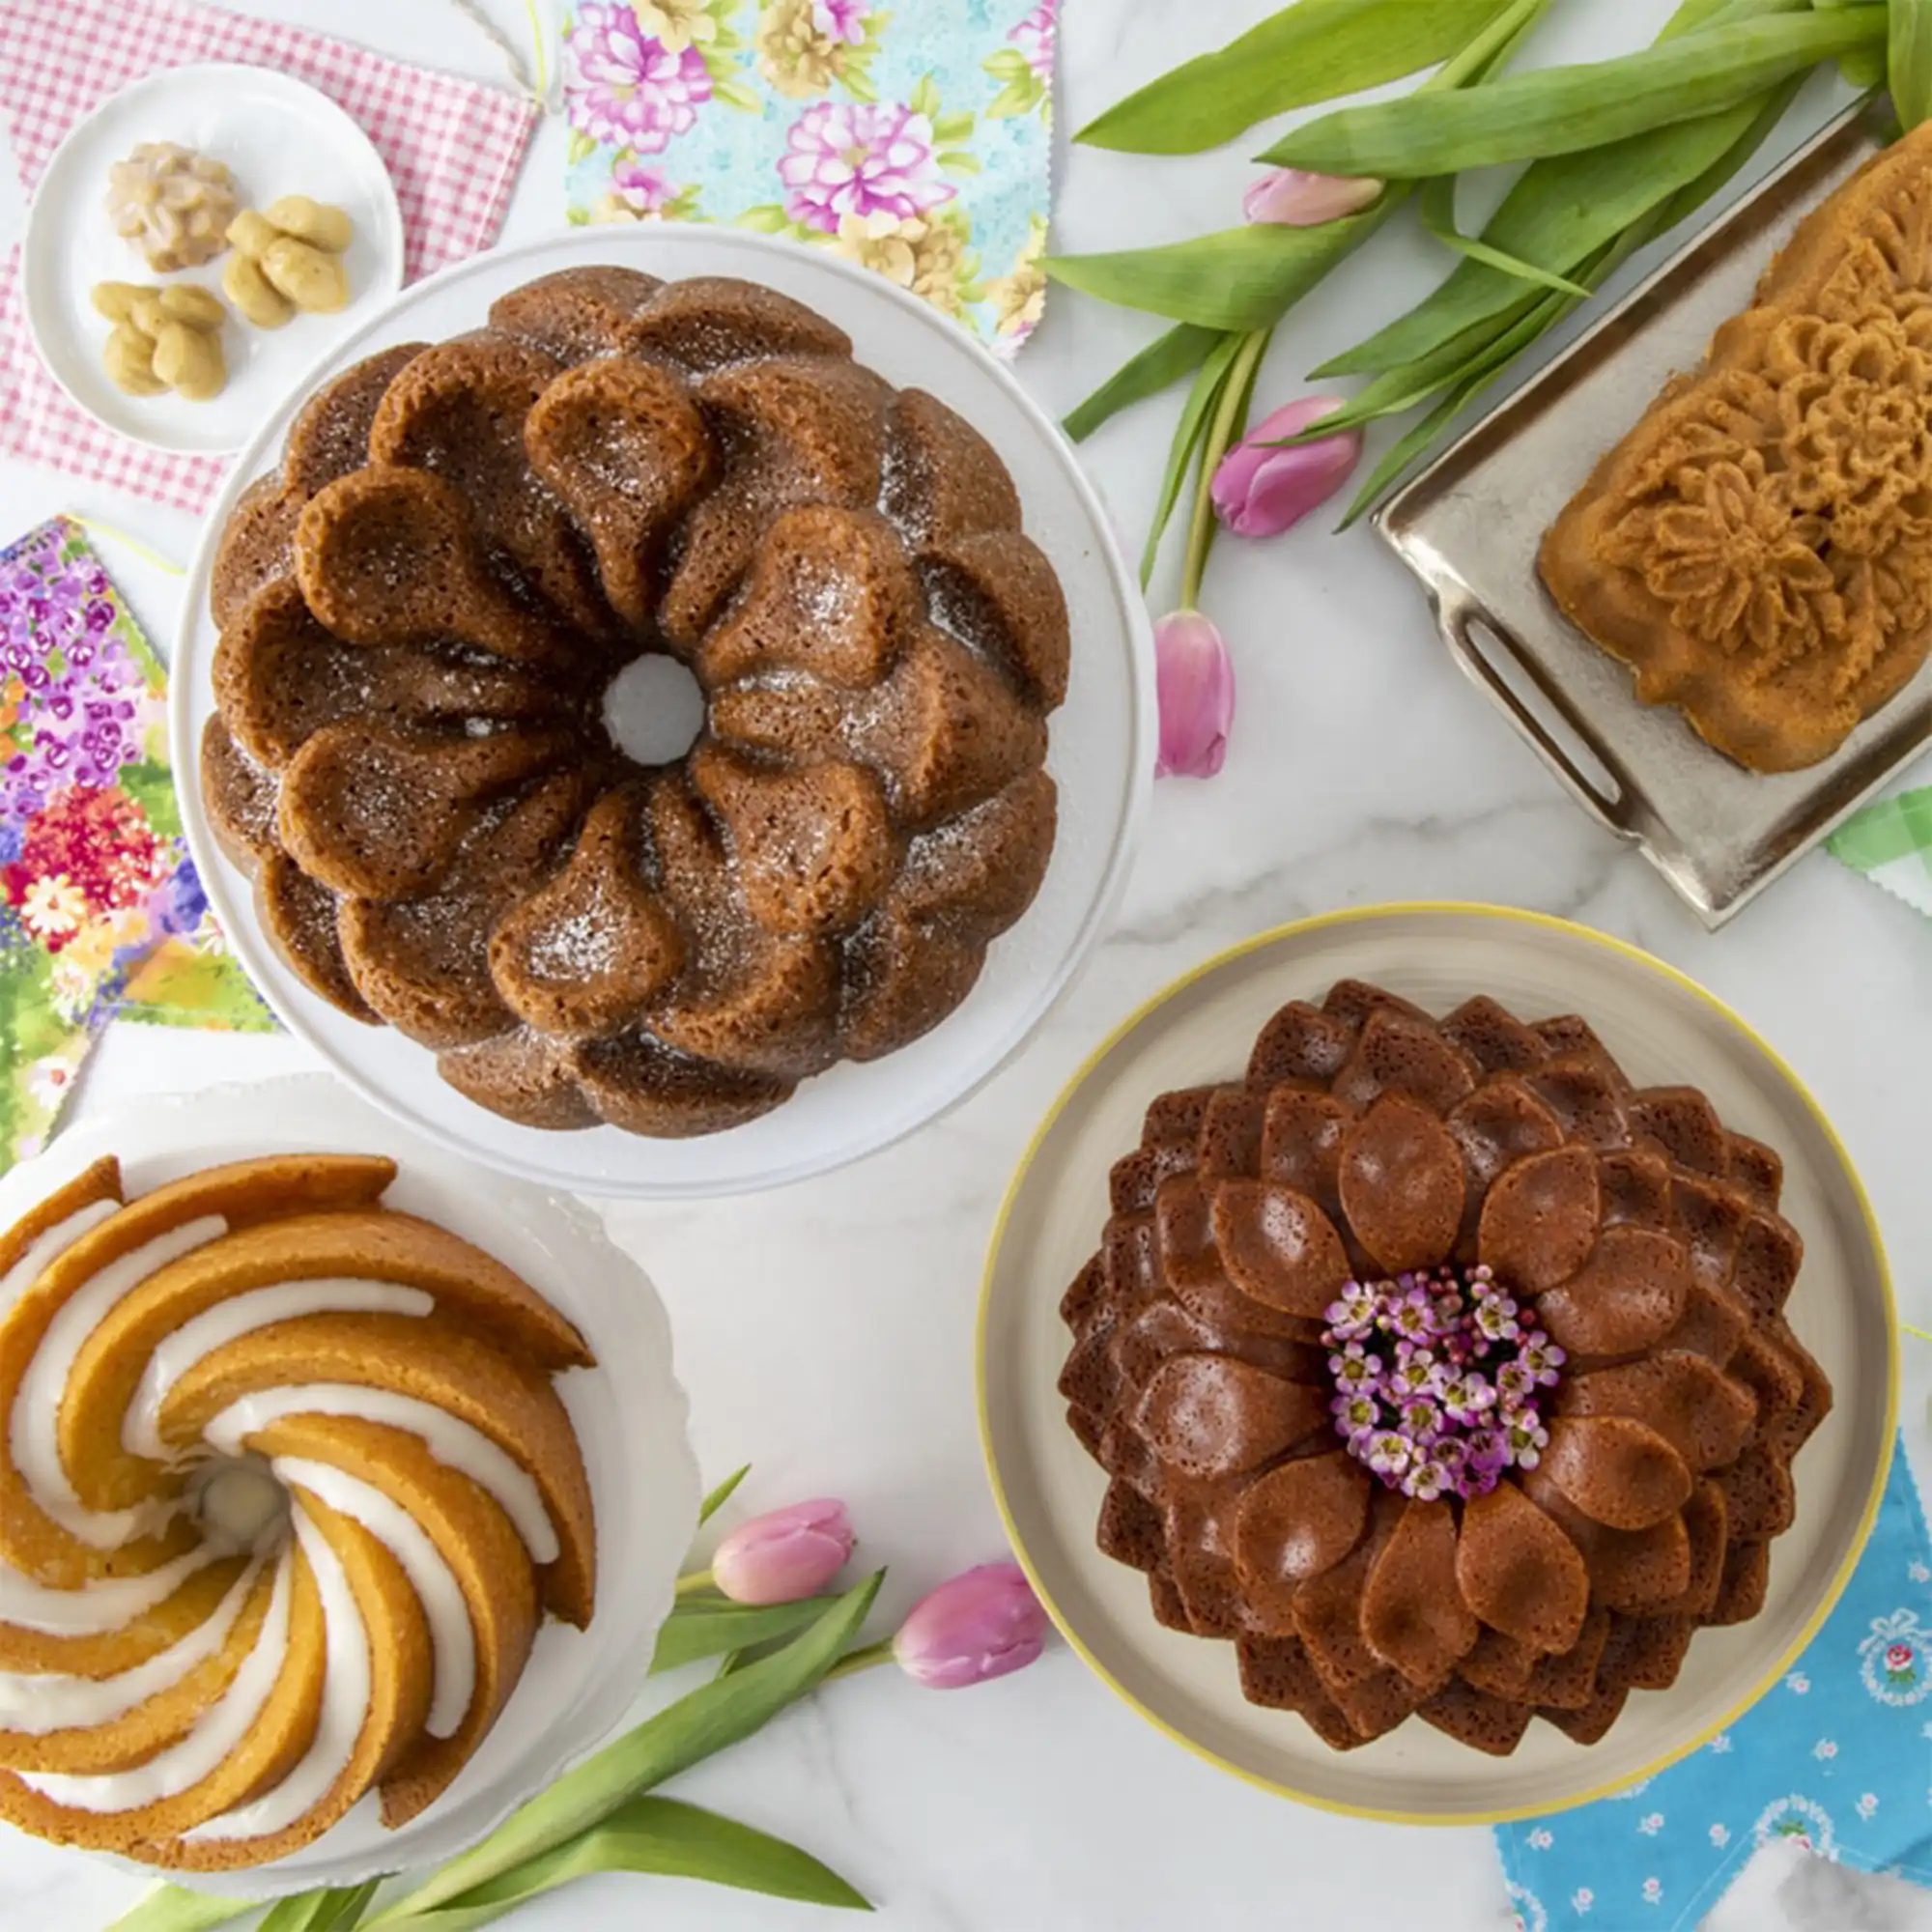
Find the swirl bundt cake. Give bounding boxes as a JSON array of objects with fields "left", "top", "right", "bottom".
[
  {"left": 202, "top": 268, "right": 1069, "bottom": 1138},
  {"left": 0, "top": 1151, "right": 597, "bottom": 1869},
  {"left": 1059, "top": 980, "right": 1832, "bottom": 1756}
]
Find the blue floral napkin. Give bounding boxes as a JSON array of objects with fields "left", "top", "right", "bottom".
[
  {"left": 1495, "top": 1437, "right": 1932, "bottom": 1930},
  {"left": 561, "top": 0, "right": 1056, "bottom": 355}
]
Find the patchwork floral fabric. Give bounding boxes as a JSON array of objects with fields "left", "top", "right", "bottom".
[
  {"left": 562, "top": 0, "right": 1055, "bottom": 355},
  {"left": 0, "top": 519, "right": 270, "bottom": 1170},
  {"left": 1495, "top": 1437, "right": 1932, "bottom": 1929}
]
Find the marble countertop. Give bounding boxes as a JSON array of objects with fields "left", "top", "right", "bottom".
[{"left": 1, "top": 2, "right": 1928, "bottom": 1928}]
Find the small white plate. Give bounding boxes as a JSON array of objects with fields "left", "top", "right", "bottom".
[
  {"left": 22, "top": 63, "right": 404, "bottom": 456},
  {"left": 0, "top": 1074, "right": 699, "bottom": 1895},
  {"left": 979, "top": 905, "right": 1897, "bottom": 1825},
  {"left": 170, "top": 225, "right": 1153, "bottom": 1201}
]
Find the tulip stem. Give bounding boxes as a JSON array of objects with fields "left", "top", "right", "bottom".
[
  {"left": 675, "top": 1569, "right": 717, "bottom": 1598},
  {"left": 1179, "top": 327, "right": 1270, "bottom": 611},
  {"left": 819, "top": 1638, "right": 895, "bottom": 1684}
]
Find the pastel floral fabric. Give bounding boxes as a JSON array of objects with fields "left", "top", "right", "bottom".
[
  {"left": 0, "top": 519, "right": 270, "bottom": 1172},
  {"left": 1495, "top": 1436, "right": 1932, "bottom": 1929},
  {"left": 562, "top": 0, "right": 1056, "bottom": 355}
]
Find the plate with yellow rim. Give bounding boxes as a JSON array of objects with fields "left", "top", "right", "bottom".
[{"left": 977, "top": 903, "right": 1896, "bottom": 1825}]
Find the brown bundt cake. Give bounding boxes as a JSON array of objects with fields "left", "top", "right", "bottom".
[
  {"left": 0, "top": 1152, "right": 597, "bottom": 1870},
  {"left": 1059, "top": 980, "right": 1832, "bottom": 1756},
  {"left": 203, "top": 268, "right": 1069, "bottom": 1138}
]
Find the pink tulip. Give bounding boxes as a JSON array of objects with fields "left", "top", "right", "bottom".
[
  {"left": 711, "top": 1498, "right": 854, "bottom": 1605},
  {"left": 1243, "top": 167, "right": 1383, "bottom": 227},
  {"left": 1153, "top": 611, "right": 1236, "bottom": 780},
  {"left": 1210, "top": 397, "right": 1363, "bottom": 539},
  {"left": 893, "top": 1561, "right": 1048, "bottom": 1690}
]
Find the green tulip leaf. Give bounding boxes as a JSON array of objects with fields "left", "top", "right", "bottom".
[
  {"left": 1893, "top": 0, "right": 1932, "bottom": 128},
  {"left": 1417, "top": 175, "right": 1590, "bottom": 298},
  {"left": 1260, "top": 10, "right": 1879, "bottom": 176},
  {"left": 1045, "top": 195, "right": 1398, "bottom": 332},
  {"left": 102, "top": 1889, "right": 259, "bottom": 1932},
  {"left": 1140, "top": 331, "right": 1249, "bottom": 587},
  {"left": 651, "top": 1596, "right": 830, "bottom": 1674},
  {"left": 361, "top": 1797, "right": 868, "bottom": 1932},
  {"left": 1063, "top": 324, "right": 1224, "bottom": 442},
  {"left": 1313, "top": 94, "right": 1775, "bottom": 378},
  {"left": 697, "top": 1465, "right": 751, "bottom": 1525},
  {"left": 1652, "top": 73, "right": 1805, "bottom": 229},
  {"left": 1077, "top": 0, "right": 1516, "bottom": 155},
  {"left": 259, "top": 1881, "right": 384, "bottom": 1932},
  {"left": 369, "top": 1573, "right": 883, "bottom": 1925}
]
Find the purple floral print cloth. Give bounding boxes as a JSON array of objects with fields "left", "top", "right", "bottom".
[
  {"left": 0, "top": 518, "right": 270, "bottom": 1171},
  {"left": 1495, "top": 1438, "right": 1932, "bottom": 1930},
  {"left": 562, "top": 1, "right": 1056, "bottom": 355}
]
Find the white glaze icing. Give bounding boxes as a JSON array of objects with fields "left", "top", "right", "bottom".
[
  {"left": 0, "top": 1201, "right": 117, "bottom": 1319},
  {"left": 123, "top": 1281, "right": 435, "bottom": 1462},
  {"left": 202, "top": 1385, "right": 559, "bottom": 1564},
  {"left": 273, "top": 1457, "right": 474, "bottom": 1740},
  {"left": 182, "top": 1506, "right": 369, "bottom": 1843},
  {"left": 0, "top": 1558, "right": 263, "bottom": 1734},
  {"left": 0, "top": 1546, "right": 227, "bottom": 1637},
  {"left": 18, "top": 1543, "right": 294, "bottom": 1812},
  {"left": 10, "top": 1216, "right": 227, "bottom": 1548}
]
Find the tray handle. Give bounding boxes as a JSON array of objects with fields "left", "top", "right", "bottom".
[{"left": 1435, "top": 585, "right": 1636, "bottom": 841}]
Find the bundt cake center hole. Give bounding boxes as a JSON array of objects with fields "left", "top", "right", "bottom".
[
  {"left": 602, "top": 653, "right": 705, "bottom": 768},
  {"left": 1321, "top": 1264, "right": 1567, "bottom": 1504},
  {"left": 190, "top": 1455, "right": 289, "bottom": 1551}
]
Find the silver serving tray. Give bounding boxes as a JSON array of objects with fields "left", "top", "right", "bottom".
[{"left": 1376, "top": 100, "right": 1932, "bottom": 927}]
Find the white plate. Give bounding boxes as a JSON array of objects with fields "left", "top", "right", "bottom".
[
  {"left": 23, "top": 64, "right": 404, "bottom": 456},
  {"left": 171, "top": 225, "right": 1153, "bottom": 1200},
  {"left": 979, "top": 905, "right": 1897, "bottom": 1826},
  {"left": 0, "top": 1074, "right": 699, "bottom": 1895}
]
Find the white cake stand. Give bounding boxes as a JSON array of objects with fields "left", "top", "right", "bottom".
[{"left": 171, "top": 225, "right": 1153, "bottom": 1200}]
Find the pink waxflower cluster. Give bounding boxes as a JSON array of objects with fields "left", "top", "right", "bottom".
[{"left": 1321, "top": 1265, "right": 1565, "bottom": 1502}]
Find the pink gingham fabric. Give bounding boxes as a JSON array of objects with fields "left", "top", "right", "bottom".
[{"left": 0, "top": 0, "right": 538, "bottom": 511}]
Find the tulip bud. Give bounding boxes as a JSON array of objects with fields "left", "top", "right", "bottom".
[
  {"left": 893, "top": 1561, "right": 1048, "bottom": 1689},
  {"left": 711, "top": 1498, "right": 854, "bottom": 1605},
  {"left": 1210, "top": 396, "right": 1363, "bottom": 540},
  {"left": 1243, "top": 167, "right": 1383, "bottom": 227},
  {"left": 1153, "top": 610, "right": 1236, "bottom": 781}
]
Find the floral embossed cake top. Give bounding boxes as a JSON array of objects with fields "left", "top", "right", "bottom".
[{"left": 1540, "top": 119, "right": 1932, "bottom": 773}]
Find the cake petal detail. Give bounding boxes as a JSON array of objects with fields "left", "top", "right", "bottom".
[
  {"left": 1337, "top": 1093, "right": 1465, "bottom": 1274},
  {"left": 1533, "top": 1224, "right": 1690, "bottom": 1357},
  {"left": 1540, "top": 1417, "right": 1693, "bottom": 1532},
  {"left": 1234, "top": 1450, "right": 1372, "bottom": 1602},
  {"left": 1477, "top": 1145, "right": 1602, "bottom": 1292},
  {"left": 1361, "top": 1498, "right": 1479, "bottom": 1688},
  {"left": 1453, "top": 1482, "right": 1589, "bottom": 1655},
  {"left": 1209, "top": 1181, "right": 1350, "bottom": 1318},
  {"left": 1132, "top": 1354, "right": 1328, "bottom": 1480}
]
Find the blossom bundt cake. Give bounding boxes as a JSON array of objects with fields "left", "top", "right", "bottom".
[
  {"left": 202, "top": 268, "right": 1069, "bottom": 1137},
  {"left": 1059, "top": 981, "right": 1832, "bottom": 1756},
  {"left": 0, "top": 1151, "right": 597, "bottom": 1869},
  {"left": 1540, "top": 118, "right": 1932, "bottom": 772}
]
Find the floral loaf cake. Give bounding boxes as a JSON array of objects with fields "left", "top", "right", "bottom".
[
  {"left": 203, "top": 268, "right": 1068, "bottom": 1137},
  {"left": 1540, "top": 118, "right": 1932, "bottom": 772},
  {"left": 0, "top": 1152, "right": 596, "bottom": 1868},
  {"left": 1059, "top": 981, "right": 1831, "bottom": 1756}
]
